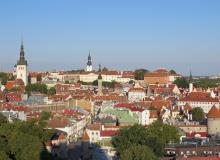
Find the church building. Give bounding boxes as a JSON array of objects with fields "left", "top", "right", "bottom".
[{"left": 15, "top": 41, "right": 28, "bottom": 86}]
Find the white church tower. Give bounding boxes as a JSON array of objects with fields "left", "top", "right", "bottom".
[
  {"left": 16, "top": 41, "right": 28, "bottom": 86},
  {"left": 189, "top": 71, "right": 193, "bottom": 93},
  {"left": 85, "top": 52, "right": 92, "bottom": 72}
]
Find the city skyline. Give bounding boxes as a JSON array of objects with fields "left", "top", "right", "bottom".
[{"left": 0, "top": 0, "right": 220, "bottom": 75}]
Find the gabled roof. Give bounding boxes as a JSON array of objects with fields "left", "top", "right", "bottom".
[{"left": 207, "top": 105, "right": 220, "bottom": 118}]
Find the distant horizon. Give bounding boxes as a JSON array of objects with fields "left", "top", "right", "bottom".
[{"left": 0, "top": 0, "right": 220, "bottom": 76}]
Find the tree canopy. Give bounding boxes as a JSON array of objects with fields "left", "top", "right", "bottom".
[
  {"left": 169, "top": 70, "right": 177, "bottom": 75},
  {"left": 25, "top": 84, "right": 48, "bottom": 94},
  {"left": 112, "top": 121, "right": 180, "bottom": 158},
  {"left": 134, "top": 69, "right": 149, "bottom": 80},
  {"left": 190, "top": 107, "right": 204, "bottom": 121},
  {"left": 47, "top": 87, "right": 56, "bottom": 96},
  {"left": 173, "top": 77, "right": 189, "bottom": 89},
  {"left": 120, "top": 145, "right": 158, "bottom": 160},
  {"left": 0, "top": 116, "right": 55, "bottom": 160}
]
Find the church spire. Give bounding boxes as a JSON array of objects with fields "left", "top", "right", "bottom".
[
  {"left": 17, "top": 40, "right": 27, "bottom": 66},
  {"left": 98, "top": 64, "right": 102, "bottom": 80},
  {"left": 189, "top": 70, "right": 193, "bottom": 93},
  {"left": 85, "top": 51, "right": 93, "bottom": 71},
  {"left": 20, "top": 40, "right": 25, "bottom": 60},
  {"left": 189, "top": 70, "right": 193, "bottom": 83},
  {"left": 87, "top": 51, "right": 92, "bottom": 66}
]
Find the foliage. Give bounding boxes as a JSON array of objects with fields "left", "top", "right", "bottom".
[
  {"left": 25, "top": 84, "right": 48, "bottom": 94},
  {"left": 134, "top": 69, "right": 149, "bottom": 80},
  {"left": 0, "top": 113, "right": 7, "bottom": 126},
  {"left": 0, "top": 119, "right": 55, "bottom": 160},
  {"left": 102, "top": 67, "right": 108, "bottom": 71},
  {"left": 0, "top": 72, "right": 8, "bottom": 85},
  {"left": 47, "top": 87, "right": 56, "bottom": 96},
  {"left": 190, "top": 107, "right": 204, "bottom": 121},
  {"left": 173, "top": 77, "right": 189, "bottom": 88},
  {"left": 194, "top": 78, "right": 220, "bottom": 89},
  {"left": 112, "top": 122, "right": 180, "bottom": 158},
  {"left": 64, "top": 80, "right": 70, "bottom": 84},
  {"left": 120, "top": 145, "right": 158, "bottom": 160},
  {"left": 128, "top": 80, "right": 134, "bottom": 84},
  {"left": 92, "top": 80, "right": 116, "bottom": 88},
  {"left": 169, "top": 70, "right": 177, "bottom": 75},
  {"left": 37, "top": 74, "right": 42, "bottom": 82},
  {"left": 40, "top": 112, "right": 52, "bottom": 121}
]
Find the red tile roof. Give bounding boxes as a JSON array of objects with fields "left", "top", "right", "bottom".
[
  {"left": 114, "top": 103, "right": 144, "bottom": 112},
  {"left": 207, "top": 105, "right": 220, "bottom": 118},
  {"left": 82, "top": 132, "right": 90, "bottom": 141},
  {"left": 87, "top": 123, "right": 101, "bottom": 131},
  {"left": 186, "top": 132, "right": 208, "bottom": 138},
  {"left": 100, "top": 130, "right": 118, "bottom": 137}
]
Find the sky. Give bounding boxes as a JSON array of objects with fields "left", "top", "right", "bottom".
[{"left": 0, "top": 0, "right": 220, "bottom": 76}]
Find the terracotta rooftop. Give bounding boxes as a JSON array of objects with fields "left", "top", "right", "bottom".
[
  {"left": 82, "top": 132, "right": 90, "bottom": 141},
  {"left": 207, "top": 105, "right": 220, "bottom": 118}
]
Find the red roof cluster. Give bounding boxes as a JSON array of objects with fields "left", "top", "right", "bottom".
[
  {"left": 62, "top": 109, "right": 84, "bottom": 120},
  {"left": 114, "top": 103, "right": 145, "bottom": 112},
  {"left": 186, "top": 132, "right": 208, "bottom": 138},
  {"left": 100, "top": 130, "right": 118, "bottom": 137}
]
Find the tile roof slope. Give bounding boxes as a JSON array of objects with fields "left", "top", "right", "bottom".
[{"left": 207, "top": 105, "right": 220, "bottom": 118}]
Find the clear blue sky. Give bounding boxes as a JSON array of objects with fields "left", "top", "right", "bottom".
[{"left": 0, "top": 0, "right": 220, "bottom": 75}]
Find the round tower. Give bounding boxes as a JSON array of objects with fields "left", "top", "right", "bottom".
[
  {"left": 97, "top": 64, "right": 102, "bottom": 96},
  {"left": 207, "top": 105, "right": 220, "bottom": 135}
]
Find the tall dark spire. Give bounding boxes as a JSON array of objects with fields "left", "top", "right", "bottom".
[
  {"left": 87, "top": 52, "right": 92, "bottom": 66},
  {"left": 189, "top": 70, "right": 193, "bottom": 83},
  {"left": 17, "top": 41, "right": 27, "bottom": 66},
  {"left": 98, "top": 64, "right": 102, "bottom": 79}
]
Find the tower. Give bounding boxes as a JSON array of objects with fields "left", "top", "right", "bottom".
[
  {"left": 97, "top": 64, "right": 102, "bottom": 96},
  {"left": 189, "top": 70, "right": 193, "bottom": 93},
  {"left": 16, "top": 41, "right": 28, "bottom": 86},
  {"left": 85, "top": 52, "right": 92, "bottom": 72}
]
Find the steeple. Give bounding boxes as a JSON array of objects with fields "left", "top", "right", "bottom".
[
  {"left": 87, "top": 52, "right": 92, "bottom": 66},
  {"left": 17, "top": 41, "right": 28, "bottom": 66},
  {"left": 98, "top": 64, "right": 102, "bottom": 96},
  {"left": 98, "top": 64, "right": 102, "bottom": 80},
  {"left": 189, "top": 70, "right": 193, "bottom": 83},
  {"left": 189, "top": 70, "right": 193, "bottom": 93}
]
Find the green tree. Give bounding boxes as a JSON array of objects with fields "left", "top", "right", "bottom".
[
  {"left": 40, "top": 111, "right": 52, "bottom": 121},
  {"left": 0, "top": 72, "right": 8, "bottom": 85},
  {"left": 0, "top": 151, "right": 9, "bottom": 160},
  {"left": 173, "top": 77, "right": 189, "bottom": 88},
  {"left": 0, "top": 120, "right": 56, "bottom": 160},
  {"left": 25, "top": 84, "right": 48, "bottom": 94},
  {"left": 0, "top": 113, "right": 7, "bottom": 126},
  {"left": 47, "top": 87, "right": 56, "bottom": 96},
  {"left": 190, "top": 107, "right": 204, "bottom": 121},
  {"left": 120, "top": 145, "right": 158, "bottom": 160},
  {"left": 102, "top": 67, "right": 108, "bottom": 71},
  {"left": 128, "top": 80, "right": 134, "bottom": 84},
  {"left": 112, "top": 122, "right": 180, "bottom": 158},
  {"left": 169, "top": 70, "right": 177, "bottom": 75},
  {"left": 64, "top": 80, "right": 70, "bottom": 84},
  {"left": 37, "top": 74, "right": 42, "bottom": 82},
  {"left": 112, "top": 124, "right": 165, "bottom": 157},
  {"left": 134, "top": 69, "right": 149, "bottom": 80}
]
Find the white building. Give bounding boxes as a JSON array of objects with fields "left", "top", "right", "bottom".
[
  {"left": 128, "top": 83, "right": 146, "bottom": 102},
  {"left": 178, "top": 94, "right": 220, "bottom": 113}
]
